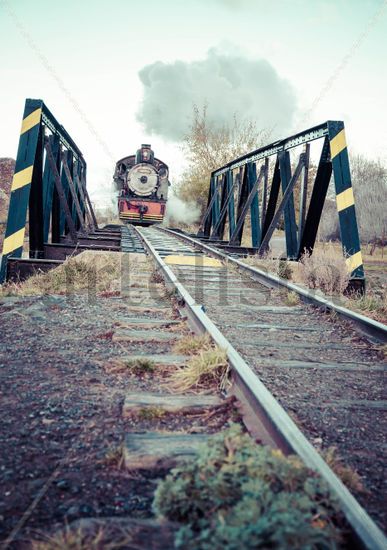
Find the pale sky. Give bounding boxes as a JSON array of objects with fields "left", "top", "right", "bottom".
[{"left": 0, "top": 0, "right": 386, "bottom": 207}]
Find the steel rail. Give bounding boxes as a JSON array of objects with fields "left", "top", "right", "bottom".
[
  {"left": 133, "top": 225, "right": 386, "bottom": 550},
  {"left": 158, "top": 227, "right": 387, "bottom": 343}
]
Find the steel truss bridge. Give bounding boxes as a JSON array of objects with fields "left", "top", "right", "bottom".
[{"left": 1, "top": 99, "right": 364, "bottom": 293}]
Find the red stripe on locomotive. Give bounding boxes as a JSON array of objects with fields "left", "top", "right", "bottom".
[{"left": 118, "top": 198, "right": 166, "bottom": 224}]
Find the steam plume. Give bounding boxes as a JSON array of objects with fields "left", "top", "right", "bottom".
[
  {"left": 164, "top": 195, "right": 201, "bottom": 226},
  {"left": 137, "top": 47, "right": 297, "bottom": 141}
]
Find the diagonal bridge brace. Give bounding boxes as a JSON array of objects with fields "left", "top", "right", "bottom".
[
  {"left": 44, "top": 138, "right": 78, "bottom": 243},
  {"left": 258, "top": 153, "right": 305, "bottom": 256},
  {"left": 60, "top": 151, "right": 87, "bottom": 235},
  {"left": 230, "top": 165, "right": 266, "bottom": 245},
  {"left": 210, "top": 175, "right": 238, "bottom": 239}
]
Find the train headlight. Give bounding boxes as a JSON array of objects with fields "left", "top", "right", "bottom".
[{"left": 127, "top": 163, "right": 158, "bottom": 196}]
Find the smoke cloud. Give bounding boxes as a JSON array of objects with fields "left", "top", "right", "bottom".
[
  {"left": 136, "top": 48, "right": 297, "bottom": 141},
  {"left": 164, "top": 194, "right": 201, "bottom": 226}
]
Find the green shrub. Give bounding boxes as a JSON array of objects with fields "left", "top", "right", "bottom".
[{"left": 153, "top": 425, "right": 345, "bottom": 549}]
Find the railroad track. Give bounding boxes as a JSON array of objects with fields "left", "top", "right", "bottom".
[
  {"left": 128, "top": 224, "right": 387, "bottom": 550},
  {"left": 162, "top": 227, "right": 387, "bottom": 343}
]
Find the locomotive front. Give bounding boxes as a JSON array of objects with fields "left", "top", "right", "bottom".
[{"left": 114, "top": 144, "right": 169, "bottom": 225}]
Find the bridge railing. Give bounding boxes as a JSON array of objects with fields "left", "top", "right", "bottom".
[
  {"left": 0, "top": 99, "right": 99, "bottom": 282},
  {"left": 198, "top": 121, "right": 364, "bottom": 289}
]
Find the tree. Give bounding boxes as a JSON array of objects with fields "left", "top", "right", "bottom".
[
  {"left": 313, "top": 154, "right": 387, "bottom": 244},
  {"left": 350, "top": 154, "right": 387, "bottom": 243},
  {"left": 176, "top": 105, "right": 269, "bottom": 213}
]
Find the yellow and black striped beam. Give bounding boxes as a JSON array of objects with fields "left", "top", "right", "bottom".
[
  {"left": 328, "top": 121, "right": 364, "bottom": 282},
  {"left": 0, "top": 99, "right": 43, "bottom": 281}
]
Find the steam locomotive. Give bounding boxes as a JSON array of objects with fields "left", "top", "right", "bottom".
[{"left": 113, "top": 144, "right": 170, "bottom": 225}]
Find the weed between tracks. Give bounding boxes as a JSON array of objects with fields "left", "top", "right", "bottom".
[
  {"left": 170, "top": 347, "right": 229, "bottom": 393},
  {"left": 103, "top": 358, "right": 156, "bottom": 375},
  {"left": 154, "top": 424, "right": 346, "bottom": 549},
  {"left": 150, "top": 269, "right": 164, "bottom": 284},
  {"left": 137, "top": 407, "right": 167, "bottom": 420},
  {"left": 284, "top": 291, "right": 300, "bottom": 306},
  {"left": 170, "top": 333, "right": 229, "bottom": 392},
  {"left": 173, "top": 333, "right": 212, "bottom": 355},
  {"left": 321, "top": 447, "right": 366, "bottom": 494},
  {"left": 30, "top": 524, "right": 133, "bottom": 550},
  {"left": 125, "top": 358, "right": 156, "bottom": 375},
  {"left": 103, "top": 444, "right": 125, "bottom": 470}
]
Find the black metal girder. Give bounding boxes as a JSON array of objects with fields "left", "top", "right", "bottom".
[{"left": 44, "top": 243, "right": 120, "bottom": 261}]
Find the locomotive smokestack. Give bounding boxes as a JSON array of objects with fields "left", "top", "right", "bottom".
[{"left": 136, "top": 144, "right": 154, "bottom": 164}]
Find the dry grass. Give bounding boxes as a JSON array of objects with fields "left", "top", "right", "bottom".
[
  {"left": 0, "top": 252, "right": 118, "bottom": 296},
  {"left": 173, "top": 333, "right": 212, "bottom": 355},
  {"left": 102, "top": 358, "right": 155, "bottom": 375},
  {"left": 284, "top": 291, "right": 300, "bottom": 306},
  {"left": 0, "top": 251, "right": 152, "bottom": 297},
  {"left": 103, "top": 444, "right": 125, "bottom": 470},
  {"left": 30, "top": 524, "right": 133, "bottom": 550},
  {"left": 321, "top": 446, "right": 366, "bottom": 493},
  {"left": 243, "top": 253, "right": 293, "bottom": 281},
  {"left": 379, "top": 344, "right": 387, "bottom": 359},
  {"left": 242, "top": 243, "right": 387, "bottom": 314},
  {"left": 299, "top": 243, "right": 387, "bottom": 320},
  {"left": 137, "top": 407, "right": 166, "bottom": 420},
  {"left": 170, "top": 347, "right": 229, "bottom": 392},
  {"left": 171, "top": 333, "right": 230, "bottom": 393},
  {"left": 298, "top": 246, "right": 350, "bottom": 295},
  {"left": 150, "top": 269, "right": 164, "bottom": 284},
  {"left": 277, "top": 260, "right": 292, "bottom": 280},
  {"left": 315, "top": 239, "right": 385, "bottom": 263},
  {"left": 244, "top": 254, "right": 279, "bottom": 274},
  {"left": 345, "top": 291, "right": 387, "bottom": 324},
  {"left": 125, "top": 358, "right": 156, "bottom": 374}
]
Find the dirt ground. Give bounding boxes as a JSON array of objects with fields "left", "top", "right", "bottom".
[{"left": 0, "top": 288, "right": 233, "bottom": 549}]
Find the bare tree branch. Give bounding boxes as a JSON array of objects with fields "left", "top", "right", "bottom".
[{"left": 176, "top": 105, "right": 268, "bottom": 212}]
